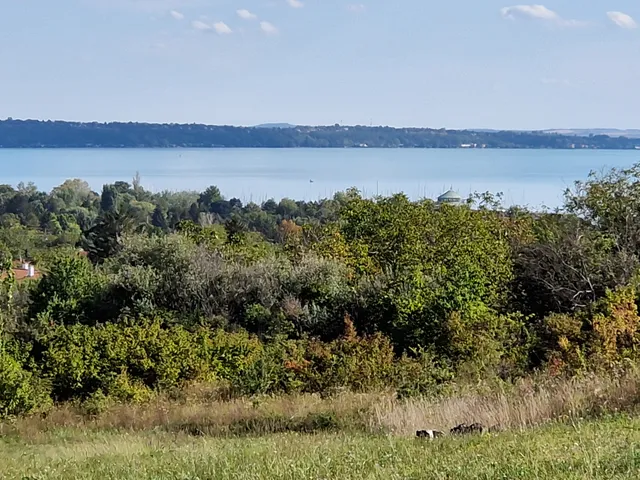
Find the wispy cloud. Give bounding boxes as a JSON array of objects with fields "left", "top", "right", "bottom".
[
  {"left": 347, "top": 4, "right": 366, "bottom": 13},
  {"left": 191, "top": 20, "right": 211, "bottom": 31},
  {"left": 237, "top": 9, "right": 257, "bottom": 20},
  {"left": 260, "top": 21, "right": 279, "bottom": 35},
  {"left": 500, "top": 5, "right": 587, "bottom": 27},
  {"left": 501, "top": 5, "right": 557, "bottom": 21},
  {"left": 213, "top": 21, "right": 233, "bottom": 34},
  {"left": 170, "top": 10, "right": 184, "bottom": 20},
  {"left": 286, "top": 0, "right": 304, "bottom": 8},
  {"left": 607, "top": 11, "right": 637, "bottom": 29}
]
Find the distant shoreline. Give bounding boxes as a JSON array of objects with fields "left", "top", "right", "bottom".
[
  {"left": 1, "top": 146, "right": 640, "bottom": 150},
  {"left": 1, "top": 119, "right": 640, "bottom": 150}
]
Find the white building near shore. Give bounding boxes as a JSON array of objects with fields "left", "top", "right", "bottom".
[{"left": 437, "top": 189, "right": 463, "bottom": 206}]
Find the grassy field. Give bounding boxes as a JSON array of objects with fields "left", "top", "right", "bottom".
[
  {"left": 1, "top": 415, "right": 639, "bottom": 479},
  {"left": 3, "top": 373, "right": 640, "bottom": 479}
]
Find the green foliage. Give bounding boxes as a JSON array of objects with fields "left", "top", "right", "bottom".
[
  {"left": 513, "top": 213, "right": 635, "bottom": 319},
  {"left": 24, "top": 316, "right": 450, "bottom": 402},
  {"left": 0, "top": 242, "right": 15, "bottom": 321},
  {"left": 28, "top": 254, "right": 106, "bottom": 326},
  {"left": 392, "top": 347, "right": 455, "bottom": 398},
  {"left": 4, "top": 165, "right": 640, "bottom": 413},
  {"left": 337, "top": 194, "right": 513, "bottom": 355},
  {"left": 542, "top": 286, "right": 640, "bottom": 374},
  {"left": 230, "top": 316, "right": 448, "bottom": 396},
  {"left": 100, "top": 185, "right": 119, "bottom": 213},
  {"left": 81, "top": 210, "right": 141, "bottom": 264},
  {"left": 37, "top": 320, "right": 210, "bottom": 401},
  {"left": 0, "top": 346, "right": 51, "bottom": 418},
  {"left": 151, "top": 206, "right": 168, "bottom": 231},
  {"left": 566, "top": 165, "right": 640, "bottom": 254},
  {"left": 101, "top": 233, "right": 351, "bottom": 337},
  {"left": 176, "top": 220, "right": 225, "bottom": 248}
]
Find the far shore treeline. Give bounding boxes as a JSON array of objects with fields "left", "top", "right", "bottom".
[
  {"left": 1, "top": 119, "right": 640, "bottom": 149},
  {"left": 4, "top": 164, "right": 640, "bottom": 417}
]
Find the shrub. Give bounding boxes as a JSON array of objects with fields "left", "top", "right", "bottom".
[
  {"left": 541, "top": 286, "right": 640, "bottom": 374},
  {"left": 392, "top": 348, "right": 455, "bottom": 399},
  {"left": 269, "top": 316, "right": 400, "bottom": 394},
  {"left": 37, "top": 320, "right": 211, "bottom": 401},
  {"left": 28, "top": 254, "right": 108, "bottom": 326},
  {"left": 35, "top": 321, "right": 267, "bottom": 401},
  {"left": 0, "top": 347, "right": 51, "bottom": 418},
  {"left": 202, "top": 329, "right": 264, "bottom": 382},
  {"left": 29, "top": 313, "right": 452, "bottom": 403}
]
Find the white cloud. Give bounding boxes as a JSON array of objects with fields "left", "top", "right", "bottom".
[
  {"left": 286, "top": 0, "right": 304, "bottom": 8},
  {"left": 260, "top": 21, "right": 279, "bottom": 35},
  {"left": 237, "top": 9, "right": 257, "bottom": 20},
  {"left": 607, "top": 11, "right": 637, "bottom": 29},
  {"left": 170, "top": 10, "right": 184, "bottom": 20},
  {"left": 213, "top": 21, "right": 233, "bottom": 34},
  {"left": 347, "top": 4, "right": 366, "bottom": 13},
  {"left": 191, "top": 20, "right": 211, "bottom": 31},
  {"left": 501, "top": 5, "right": 558, "bottom": 21},
  {"left": 500, "top": 5, "right": 587, "bottom": 27}
]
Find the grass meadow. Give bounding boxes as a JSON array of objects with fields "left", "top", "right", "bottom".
[
  {"left": 2, "top": 372, "right": 640, "bottom": 479},
  {"left": 1, "top": 417, "right": 639, "bottom": 479}
]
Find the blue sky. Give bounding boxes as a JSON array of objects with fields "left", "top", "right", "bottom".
[{"left": 1, "top": 1, "right": 639, "bottom": 129}]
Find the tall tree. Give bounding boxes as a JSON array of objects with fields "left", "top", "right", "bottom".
[
  {"left": 151, "top": 206, "right": 168, "bottom": 231},
  {"left": 188, "top": 203, "right": 200, "bottom": 223},
  {"left": 81, "top": 210, "right": 138, "bottom": 264},
  {"left": 100, "top": 185, "right": 119, "bottom": 213},
  {"left": 51, "top": 179, "right": 94, "bottom": 207},
  {"left": 224, "top": 216, "right": 247, "bottom": 245},
  {"left": 198, "top": 186, "right": 222, "bottom": 212}
]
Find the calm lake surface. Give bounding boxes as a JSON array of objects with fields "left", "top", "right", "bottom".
[{"left": 1, "top": 148, "right": 638, "bottom": 208}]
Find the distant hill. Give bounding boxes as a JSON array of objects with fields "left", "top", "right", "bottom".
[
  {"left": 474, "top": 128, "right": 640, "bottom": 139},
  {"left": 254, "top": 123, "right": 297, "bottom": 129},
  {"left": 1, "top": 119, "right": 640, "bottom": 149},
  {"left": 544, "top": 129, "right": 640, "bottom": 139}
]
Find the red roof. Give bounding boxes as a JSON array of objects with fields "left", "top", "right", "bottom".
[{"left": 1, "top": 262, "right": 41, "bottom": 281}]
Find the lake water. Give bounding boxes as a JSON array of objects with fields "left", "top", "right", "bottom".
[{"left": 1, "top": 148, "right": 638, "bottom": 208}]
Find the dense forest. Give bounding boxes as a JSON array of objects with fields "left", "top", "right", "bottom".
[
  {"left": 3, "top": 165, "right": 640, "bottom": 416},
  {"left": 2, "top": 119, "right": 640, "bottom": 149}
]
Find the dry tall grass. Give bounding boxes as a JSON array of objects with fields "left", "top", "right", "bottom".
[
  {"left": 4, "top": 369, "right": 640, "bottom": 440},
  {"left": 371, "top": 369, "right": 640, "bottom": 435},
  {"left": 1, "top": 385, "right": 380, "bottom": 440}
]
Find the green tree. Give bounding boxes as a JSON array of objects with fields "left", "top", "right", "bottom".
[
  {"left": 0, "top": 348, "right": 51, "bottom": 418},
  {"left": 566, "top": 164, "right": 640, "bottom": 257},
  {"left": 337, "top": 194, "right": 514, "bottom": 356},
  {"left": 100, "top": 185, "right": 119, "bottom": 213},
  {"left": 512, "top": 213, "right": 635, "bottom": 319},
  {"left": 188, "top": 202, "right": 200, "bottom": 223},
  {"left": 152, "top": 206, "right": 168, "bottom": 231},
  {"left": 198, "top": 186, "right": 222, "bottom": 212},
  {"left": 51, "top": 179, "right": 95, "bottom": 208},
  {"left": 28, "top": 254, "right": 106, "bottom": 326},
  {"left": 81, "top": 210, "right": 139, "bottom": 264},
  {"left": 225, "top": 216, "right": 247, "bottom": 245},
  {"left": 42, "top": 212, "right": 62, "bottom": 235}
]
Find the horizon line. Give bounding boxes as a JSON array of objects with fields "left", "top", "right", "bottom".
[{"left": 2, "top": 117, "right": 639, "bottom": 133}]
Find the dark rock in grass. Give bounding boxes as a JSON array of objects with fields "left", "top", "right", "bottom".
[
  {"left": 416, "top": 429, "right": 445, "bottom": 439},
  {"left": 450, "top": 423, "right": 486, "bottom": 435}
]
